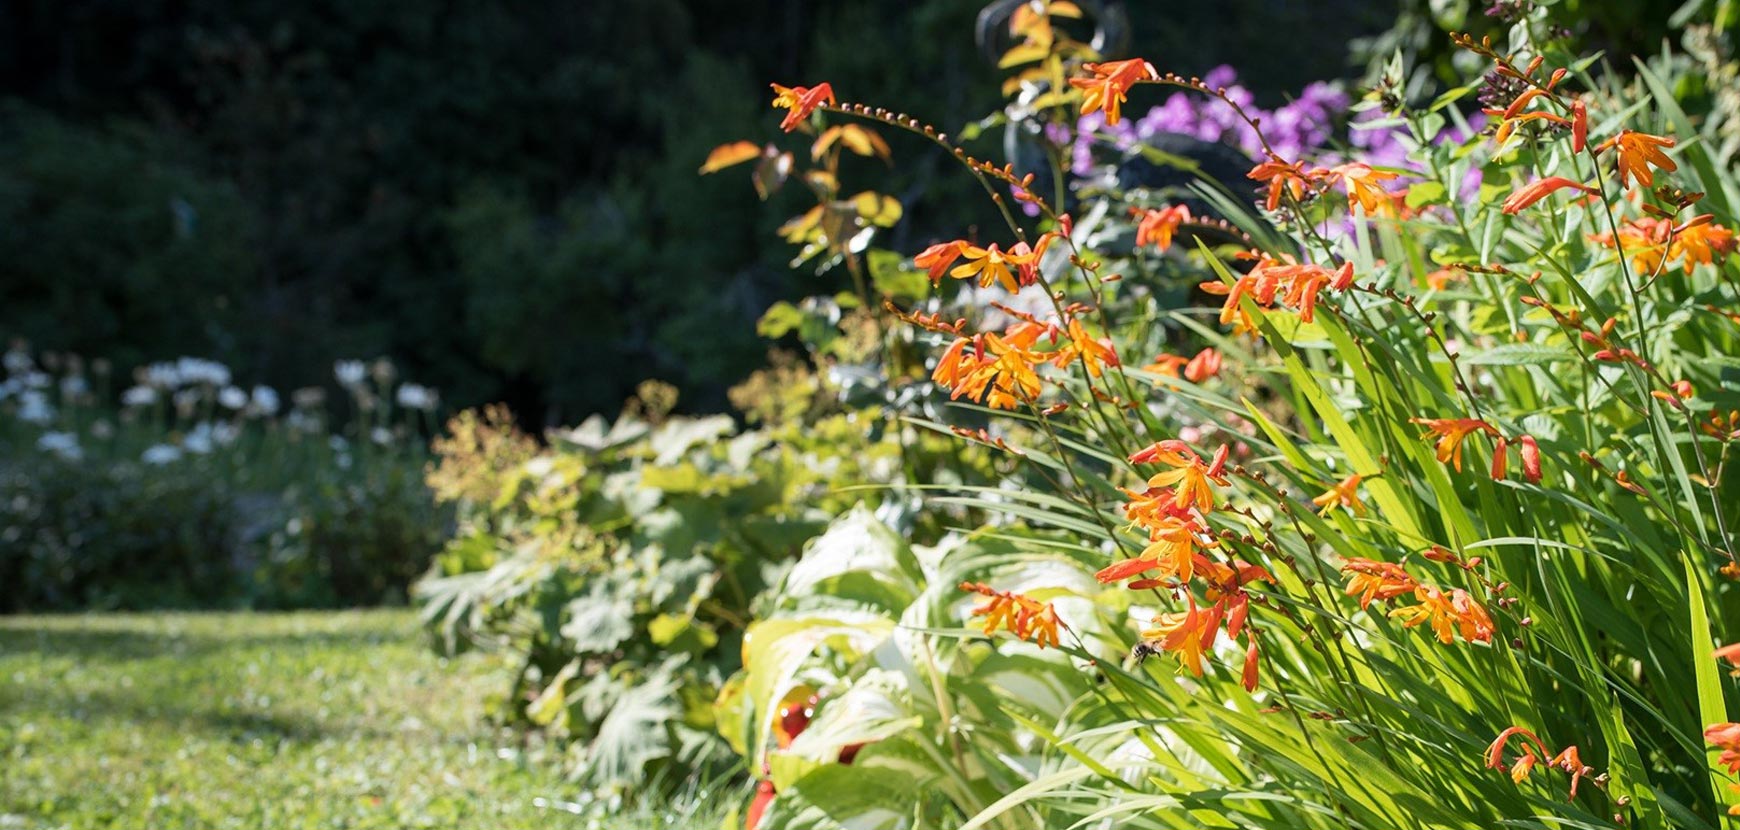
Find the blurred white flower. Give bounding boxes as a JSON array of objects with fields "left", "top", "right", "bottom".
[
  {"left": 3, "top": 347, "right": 33, "bottom": 375},
  {"left": 59, "top": 376, "right": 89, "bottom": 399},
  {"left": 141, "top": 444, "right": 182, "bottom": 465},
  {"left": 36, "top": 431, "right": 81, "bottom": 461},
  {"left": 90, "top": 419, "right": 114, "bottom": 439},
  {"left": 218, "top": 385, "right": 248, "bottom": 410},
  {"left": 140, "top": 362, "right": 180, "bottom": 389},
  {"left": 20, "top": 371, "right": 50, "bottom": 390},
  {"left": 328, "top": 435, "right": 349, "bottom": 452},
  {"left": 183, "top": 422, "right": 215, "bottom": 454},
  {"left": 249, "top": 385, "right": 280, "bottom": 416},
  {"left": 286, "top": 410, "right": 321, "bottom": 434},
  {"left": 17, "top": 391, "right": 53, "bottom": 424},
  {"left": 0, "top": 378, "right": 16, "bottom": 401},
  {"left": 175, "top": 357, "right": 231, "bottom": 387},
  {"left": 334, "top": 360, "right": 367, "bottom": 387},
  {"left": 371, "top": 426, "right": 394, "bottom": 446},
  {"left": 212, "top": 421, "right": 241, "bottom": 447},
  {"left": 395, "top": 383, "right": 437, "bottom": 411},
  {"left": 122, "top": 385, "right": 158, "bottom": 407}
]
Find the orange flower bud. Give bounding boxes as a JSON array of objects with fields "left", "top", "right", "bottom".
[
  {"left": 1491, "top": 436, "right": 1509, "bottom": 480},
  {"left": 1518, "top": 435, "right": 1542, "bottom": 483}
]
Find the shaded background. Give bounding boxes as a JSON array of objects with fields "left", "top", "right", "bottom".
[{"left": 0, "top": 0, "right": 1677, "bottom": 426}]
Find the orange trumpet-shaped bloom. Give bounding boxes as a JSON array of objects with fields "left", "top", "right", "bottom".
[
  {"left": 1597, "top": 129, "right": 1677, "bottom": 188},
  {"left": 1133, "top": 204, "right": 1193, "bottom": 251},
  {"left": 1183, "top": 347, "right": 1221, "bottom": 383},
  {"left": 950, "top": 243, "right": 1036, "bottom": 293},
  {"left": 1311, "top": 474, "right": 1366, "bottom": 517},
  {"left": 931, "top": 333, "right": 1043, "bottom": 410},
  {"left": 770, "top": 82, "right": 836, "bottom": 132},
  {"left": 1591, "top": 215, "right": 1736, "bottom": 273},
  {"left": 1328, "top": 163, "right": 1399, "bottom": 216},
  {"left": 1129, "top": 440, "right": 1230, "bottom": 512},
  {"left": 1069, "top": 58, "right": 1157, "bottom": 126},
  {"left": 914, "top": 240, "right": 969, "bottom": 284},
  {"left": 1410, "top": 417, "right": 1500, "bottom": 472},
  {"left": 1246, "top": 158, "right": 1321, "bottom": 212},
  {"left": 1707, "top": 722, "right": 1740, "bottom": 774},
  {"left": 960, "top": 582, "right": 1062, "bottom": 648},
  {"left": 1139, "top": 599, "right": 1215, "bottom": 676},
  {"left": 1119, "top": 486, "right": 1195, "bottom": 538},
  {"left": 1388, "top": 585, "right": 1495, "bottom": 644},
  {"left": 1500, "top": 176, "right": 1597, "bottom": 214},
  {"left": 1340, "top": 558, "right": 1418, "bottom": 608},
  {"left": 1095, "top": 515, "right": 1210, "bottom": 585},
  {"left": 1051, "top": 318, "right": 1120, "bottom": 378}
]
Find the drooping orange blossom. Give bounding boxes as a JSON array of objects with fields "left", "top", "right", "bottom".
[
  {"left": 1068, "top": 58, "right": 1157, "bottom": 126},
  {"left": 1410, "top": 417, "right": 1501, "bottom": 472},
  {"left": 770, "top": 82, "right": 836, "bottom": 132}
]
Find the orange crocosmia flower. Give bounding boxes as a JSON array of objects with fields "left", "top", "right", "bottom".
[
  {"left": 1597, "top": 129, "right": 1677, "bottom": 188},
  {"left": 1328, "top": 163, "right": 1399, "bottom": 216},
  {"left": 1247, "top": 158, "right": 1319, "bottom": 212},
  {"left": 1424, "top": 266, "right": 1464, "bottom": 290},
  {"left": 1119, "top": 486, "right": 1194, "bottom": 538},
  {"left": 1486, "top": 726, "right": 1553, "bottom": 783},
  {"left": 930, "top": 337, "right": 975, "bottom": 388},
  {"left": 1675, "top": 215, "right": 1738, "bottom": 266},
  {"left": 1714, "top": 641, "right": 1740, "bottom": 668},
  {"left": 1410, "top": 417, "right": 1500, "bottom": 472},
  {"left": 1388, "top": 585, "right": 1495, "bottom": 644},
  {"left": 1130, "top": 440, "right": 1231, "bottom": 512},
  {"left": 964, "top": 334, "right": 1044, "bottom": 410},
  {"left": 1139, "top": 599, "right": 1215, "bottom": 676},
  {"left": 770, "top": 82, "right": 836, "bottom": 132},
  {"left": 960, "top": 582, "right": 1063, "bottom": 648},
  {"left": 1546, "top": 746, "right": 1595, "bottom": 799},
  {"left": 1133, "top": 204, "right": 1193, "bottom": 251},
  {"left": 1184, "top": 347, "right": 1221, "bottom": 383},
  {"left": 1069, "top": 58, "right": 1157, "bottom": 126},
  {"left": 1707, "top": 722, "right": 1740, "bottom": 774},
  {"left": 914, "top": 240, "right": 969, "bottom": 285},
  {"left": 1500, "top": 176, "right": 1597, "bottom": 214},
  {"left": 1340, "top": 558, "right": 1418, "bottom": 608},
  {"left": 1312, "top": 474, "right": 1366, "bottom": 517},
  {"left": 1144, "top": 352, "right": 1189, "bottom": 378},
  {"left": 950, "top": 243, "right": 1036, "bottom": 293},
  {"left": 1096, "top": 515, "right": 1209, "bottom": 585},
  {"left": 1052, "top": 318, "right": 1120, "bottom": 377}
]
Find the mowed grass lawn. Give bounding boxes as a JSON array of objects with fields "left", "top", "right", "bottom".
[{"left": 0, "top": 610, "right": 734, "bottom": 829}]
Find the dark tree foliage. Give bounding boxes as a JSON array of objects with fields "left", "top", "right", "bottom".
[{"left": 0, "top": 0, "right": 1403, "bottom": 423}]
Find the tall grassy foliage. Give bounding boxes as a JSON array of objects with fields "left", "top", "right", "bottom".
[{"left": 711, "top": 5, "right": 1740, "bottom": 829}]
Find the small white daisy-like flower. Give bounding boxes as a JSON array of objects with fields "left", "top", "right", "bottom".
[
  {"left": 16, "top": 390, "right": 54, "bottom": 424},
  {"left": 333, "top": 360, "right": 367, "bottom": 387},
  {"left": 141, "top": 444, "right": 183, "bottom": 465},
  {"left": 218, "top": 385, "right": 248, "bottom": 410},
  {"left": 122, "top": 385, "right": 158, "bottom": 407},
  {"left": 249, "top": 385, "right": 280, "bottom": 416},
  {"left": 36, "top": 431, "right": 82, "bottom": 461},
  {"left": 395, "top": 383, "right": 438, "bottom": 411}
]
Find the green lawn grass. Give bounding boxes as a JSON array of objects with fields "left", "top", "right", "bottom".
[{"left": 0, "top": 609, "right": 736, "bottom": 829}]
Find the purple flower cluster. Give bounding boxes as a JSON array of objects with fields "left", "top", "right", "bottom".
[{"left": 1066, "top": 65, "right": 1352, "bottom": 176}]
